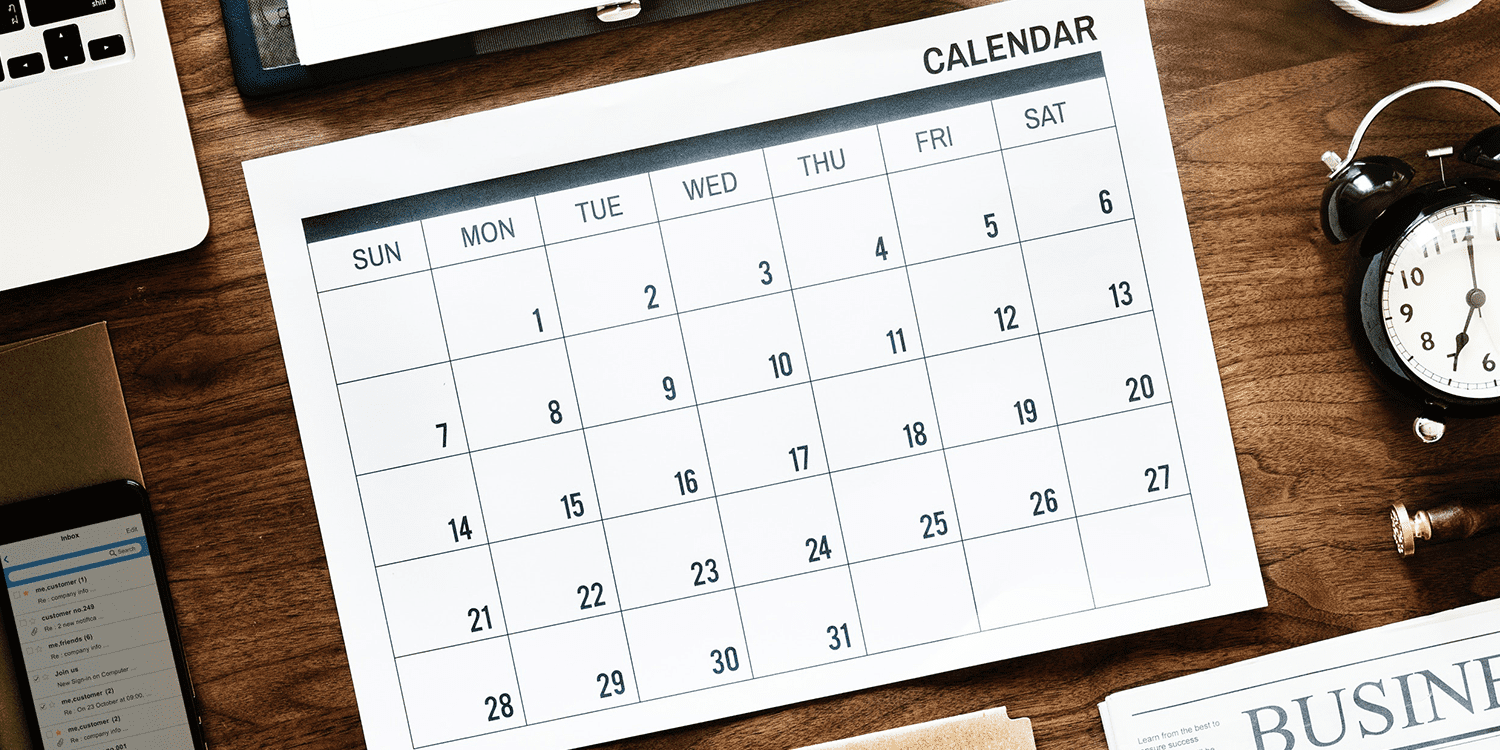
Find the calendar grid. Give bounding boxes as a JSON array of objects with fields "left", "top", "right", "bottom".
[
  {"left": 322, "top": 214, "right": 1142, "bottom": 392},
  {"left": 642, "top": 171, "right": 760, "bottom": 678},
  {"left": 532, "top": 195, "right": 648, "bottom": 709},
  {"left": 754, "top": 147, "right": 872, "bottom": 658},
  {"left": 301, "top": 54, "right": 1223, "bottom": 745},
  {"left": 300, "top": 248, "right": 423, "bottom": 746},
  {"left": 409, "top": 575, "right": 1217, "bottom": 750},
  {"left": 1098, "top": 71, "right": 1213, "bottom": 585},
  {"left": 409, "top": 221, "right": 533, "bottom": 730},
  {"left": 870, "top": 122, "right": 985, "bottom": 626},
  {"left": 987, "top": 97, "right": 1100, "bottom": 610}
]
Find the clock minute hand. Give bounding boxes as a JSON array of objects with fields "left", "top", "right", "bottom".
[{"left": 1468, "top": 234, "right": 1484, "bottom": 318}]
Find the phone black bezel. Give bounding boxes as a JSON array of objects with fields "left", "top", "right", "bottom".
[{"left": 0, "top": 480, "right": 205, "bottom": 750}]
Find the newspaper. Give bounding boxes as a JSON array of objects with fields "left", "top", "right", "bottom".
[{"left": 1100, "top": 599, "right": 1500, "bottom": 750}]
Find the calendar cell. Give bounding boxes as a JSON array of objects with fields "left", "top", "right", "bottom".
[
  {"left": 887, "top": 152, "right": 1018, "bottom": 265},
  {"left": 309, "top": 221, "right": 428, "bottom": 292},
  {"left": 906, "top": 245, "right": 1034, "bottom": 355},
  {"left": 431, "top": 247, "right": 561, "bottom": 359},
  {"left": 1003, "top": 128, "right": 1131, "bottom": 241},
  {"left": 451, "top": 340, "right": 579, "bottom": 450},
  {"left": 339, "top": 364, "right": 467, "bottom": 474},
  {"left": 717, "top": 477, "right": 846, "bottom": 586},
  {"left": 547, "top": 223, "right": 675, "bottom": 335},
  {"left": 1024, "top": 221, "right": 1150, "bottom": 332},
  {"left": 831, "top": 452, "right": 957, "bottom": 563},
  {"left": 849, "top": 543, "right": 978, "bottom": 653},
  {"left": 423, "top": 197, "right": 545, "bottom": 268},
  {"left": 773, "top": 177, "right": 904, "bottom": 288},
  {"left": 659, "top": 201, "right": 790, "bottom": 312},
  {"left": 535, "top": 174, "right": 657, "bottom": 245},
  {"left": 1059, "top": 403, "right": 1187, "bottom": 516},
  {"left": 623, "top": 591, "right": 752, "bottom": 700},
  {"left": 815, "top": 360, "right": 941, "bottom": 471},
  {"left": 965, "top": 521, "right": 1093, "bottom": 630},
  {"left": 472, "top": 432, "right": 598, "bottom": 542},
  {"left": 946, "top": 429, "right": 1073, "bottom": 538},
  {"left": 698, "top": 385, "right": 825, "bottom": 495},
  {"left": 737, "top": 567, "right": 862, "bottom": 675},
  {"left": 490, "top": 522, "right": 621, "bottom": 632},
  {"left": 604, "top": 499, "right": 734, "bottom": 609},
  {"left": 793, "top": 269, "right": 923, "bottom": 380},
  {"left": 763, "top": 126, "right": 885, "bottom": 196},
  {"left": 992, "top": 78, "right": 1115, "bottom": 150},
  {"left": 508, "top": 615, "right": 636, "bottom": 723},
  {"left": 319, "top": 271, "right": 448, "bottom": 383},
  {"left": 877, "top": 101, "right": 1001, "bottom": 174},
  {"left": 376, "top": 545, "right": 506, "bottom": 657},
  {"left": 1041, "top": 312, "right": 1168, "bottom": 424},
  {"left": 1076, "top": 494, "right": 1207, "bottom": 606},
  {"left": 679, "top": 293, "right": 808, "bottom": 404},
  {"left": 651, "top": 150, "right": 773, "bottom": 222},
  {"left": 586, "top": 408, "right": 714, "bottom": 518},
  {"left": 359, "top": 455, "right": 486, "bottom": 565},
  {"left": 568, "top": 317, "right": 696, "bottom": 426},
  {"left": 396, "top": 637, "right": 525, "bottom": 747},
  {"left": 926, "top": 337, "right": 1055, "bottom": 446}
]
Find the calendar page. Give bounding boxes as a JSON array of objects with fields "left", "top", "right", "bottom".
[{"left": 243, "top": 2, "right": 1265, "bottom": 748}]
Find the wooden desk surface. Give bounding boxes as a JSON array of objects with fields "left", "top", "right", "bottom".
[{"left": 4, "top": 1, "right": 1500, "bottom": 747}]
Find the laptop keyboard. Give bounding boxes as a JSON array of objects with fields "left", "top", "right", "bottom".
[{"left": 0, "top": 0, "right": 135, "bottom": 91}]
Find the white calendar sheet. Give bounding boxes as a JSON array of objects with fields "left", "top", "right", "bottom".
[{"left": 244, "top": 2, "right": 1265, "bottom": 748}]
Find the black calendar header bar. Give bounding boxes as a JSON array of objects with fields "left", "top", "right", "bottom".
[{"left": 301, "top": 52, "right": 1105, "bottom": 246}]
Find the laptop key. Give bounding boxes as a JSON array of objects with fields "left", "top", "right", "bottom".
[
  {"left": 88, "top": 34, "right": 124, "bottom": 60},
  {"left": 7, "top": 51, "right": 42, "bottom": 78},
  {"left": 1, "top": 1, "right": 23, "bottom": 34},
  {"left": 23, "top": 0, "right": 114, "bottom": 28},
  {"left": 43, "top": 24, "right": 84, "bottom": 68}
]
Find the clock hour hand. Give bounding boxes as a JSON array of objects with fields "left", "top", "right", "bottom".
[{"left": 1450, "top": 306, "right": 1477, "bottom": 371}]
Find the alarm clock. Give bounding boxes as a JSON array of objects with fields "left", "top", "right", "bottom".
[
  {"left": 1322, "top": 81, "right": 1500, "bottom": 442},
  {"left": 1330, "top": 0, "right": 1484, "bottom": 26}
]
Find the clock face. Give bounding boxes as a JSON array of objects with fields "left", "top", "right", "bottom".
[{"left": 1382, "top": 200, "right": 1500, "bottom": 399}]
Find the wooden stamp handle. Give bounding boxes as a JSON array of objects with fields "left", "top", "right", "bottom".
[{"left": 1391, "top": 500, "right": 1500, "bottom": 556}]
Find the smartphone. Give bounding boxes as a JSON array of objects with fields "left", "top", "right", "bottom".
[{"left": 0, "top": 480, "right": 205, "bottom": 750}]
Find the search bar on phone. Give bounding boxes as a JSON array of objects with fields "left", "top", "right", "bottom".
[{"left": 5, "top": 542, "right": 144, "bottom": 585}]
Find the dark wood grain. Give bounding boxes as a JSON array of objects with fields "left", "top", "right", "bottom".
[{"left": 4, "top": 1, "right": 1500, "bottom": 748}]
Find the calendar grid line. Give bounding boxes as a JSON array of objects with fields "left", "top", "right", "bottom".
[
  {"left": 314, "top": 209, "right": 1134, "bottom": 299},
  {"left": 533, "top": 195, "right": 647, "bottom": 712},
  {"left": 1099, "top": 70, "right": 1213, "bottom": 583},
  {"left": 996, "top": 124, "right": 1120, "bottom": 154},
  {"left": 405, "top": 575, "right": 1216, "bottom": 750},
  {"left": 299, "top": 239, "right": 421, "bottom": 748},
  {"left": 988, "top": 96, "right": 1099, "bottom": 611},
  {"left": 757, "top": 146, "right": 871, "bottom": 657},
  {"left": 370, "top": 468, "right": 1192, "bottom": 573},
  {"left": 347, "top": 391, "right": 1178, "bottom": 485},
  {"left": 643, "top": 169, "right": 759, "bottom": 680},
  {"left": 332, "top": 299, "right": 1159, "bottom": 423},
  {"left": 416, "top": 220, "right": 532, "bottom": 726},
  {"left": 870, "top": 121, "right": 984, "bottom": 627}
]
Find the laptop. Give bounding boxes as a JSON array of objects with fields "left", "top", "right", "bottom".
[{"left": 0, "top": 0, "right": 208, "bottom": 292}]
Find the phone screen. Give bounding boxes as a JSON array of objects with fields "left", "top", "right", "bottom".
[{"left": 2, "top": 513, "right": 195, "bottom": 749}]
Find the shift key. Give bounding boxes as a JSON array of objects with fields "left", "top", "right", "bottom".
[{"left": 24, "top": 0, "right": 113, "bottom": 27}]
